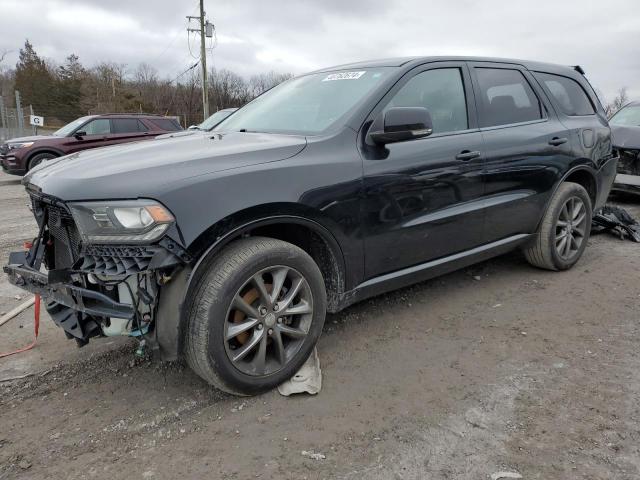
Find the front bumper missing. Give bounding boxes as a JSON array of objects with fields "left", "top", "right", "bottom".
[
  {"left": 613, "top": 173, "right": 640, "bottom": 195},
  {"left": 4, "top": 251, "right": 134, "bottom": 320},
  {"left": 611, "top": 148, "right": 640, "bottom": 195}
]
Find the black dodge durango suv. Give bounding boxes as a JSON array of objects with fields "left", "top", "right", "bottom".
[{"left": 5, "top": 57, "right": 617, "bottom": 395}]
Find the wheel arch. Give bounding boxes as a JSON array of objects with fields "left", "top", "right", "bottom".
[
  {"left": 532, "top": 163, "right": 598, "bottom": 233},
  {"left": 187, "top": 206, "right": 347, "bottom": 309},
  {"left": 156, "top": 204, "right": 349, "bottom": 361},
  {"left": 26, "top": 148, "right": 63, "bottom": 169},
  {"left": 563, "top": 166, "right": 597, "bottom": 207}
]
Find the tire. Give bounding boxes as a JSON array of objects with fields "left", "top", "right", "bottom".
[
  {"left": 184, "top": 237, "right": 327, "bottom": 395},
  {"left": 524, "top": 181, "right": 592, "bottom": 271},
  {"left": 28, "top": 152, "right": 57, "bottom": 170}
]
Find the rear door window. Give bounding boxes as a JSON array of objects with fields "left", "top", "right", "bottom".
[
  {"left": 534, "top": 72, "right": 595, "bottom": 116},
  {"left": 385, "top": 68, "right": 468, "bottom": 134},
  {"left": 82, "top": 119, "right": 111, "bottom": 135},
  {"left": 474, "top": 68, "right": 543, "bottom": 128},
  {"left": 111, "top": 118, "right": 147, "bottom": 133}
]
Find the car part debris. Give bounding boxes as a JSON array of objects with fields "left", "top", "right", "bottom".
[
  {"left": 490, "top": 472, "right": 522, "bottom": 480},
  {"left": 301, "top": 450, "right": 326, "bottom": 460},
  {"left": 591, "top": 205, "right": 640, "bottom": 242},
  {"left": 0, "top": 295, "right": 35, "bottom": 327},
  {"left": 278, "top": 347, "right": 322, "bottom": 396},
  {"left": 0, "top": 294, "right": 40, "bottom": 358}
]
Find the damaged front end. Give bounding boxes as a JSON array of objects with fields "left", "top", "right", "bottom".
[
  {"left": 613, "top": 147, "right": 640, "bottom": 194},
  {"left": 3, "top": 189, "right": 190, "bottom": 352},
  {"left": 611, "top": 123, "right": 640, "bottom": 195}
]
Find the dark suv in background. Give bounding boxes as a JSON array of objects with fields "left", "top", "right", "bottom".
[
  {"left": 0, "top": 113, "right": 182, "bottom": 175},
  {"left": 5, "top": 57, "right": 617, "bottom": 395}
]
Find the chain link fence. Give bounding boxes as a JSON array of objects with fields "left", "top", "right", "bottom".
[
  {"left": 0, "top": 89, "right": 197, "bottom": 142},
  {"left": 0, "top": 91, "right": 39, "bottom": 142}
]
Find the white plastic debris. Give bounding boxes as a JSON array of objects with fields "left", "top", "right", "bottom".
[
  {"left": 490, "top": 472, "right": 522, "bottom": 480},
  {"left": 301, "top": 450, "right": 326, "bottom": 460},
  {"left": 278, "top": 347, "right": 321, "bottom": 396}
]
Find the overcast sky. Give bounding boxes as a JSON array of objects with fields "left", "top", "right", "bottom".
[{"left": 1, "top": 0, "right": 639, "bottom": 102}]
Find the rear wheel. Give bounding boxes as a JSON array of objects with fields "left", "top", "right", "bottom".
[
  {"left": 524, "top": 181, "right": 592, "bottom": 271},
  {"left": 184, "top": 237, "right": 327, "bottom": 395},
  {"left": 28, "top": 152, "right": 56, "bottom": 170}
]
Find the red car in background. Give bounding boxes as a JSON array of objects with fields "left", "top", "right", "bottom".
[{"left": 0, "top": 113, "right": 182, "bottom": 175}]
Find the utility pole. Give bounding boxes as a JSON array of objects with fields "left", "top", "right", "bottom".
[{"left": 187, "top": 1, "right": 212, "bottom": 120}]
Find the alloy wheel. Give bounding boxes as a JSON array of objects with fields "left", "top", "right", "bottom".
[
  {"left": 223, "top": 266, "right": 314, "bottom": 376},
  {"left": 555, "top": 196, "right": 588, "bottom": 260}
]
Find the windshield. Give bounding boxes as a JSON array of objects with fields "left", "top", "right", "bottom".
[
  {"left": 53, "top": 116, "right": 92, "bottom": 136},
  {"left": 610, "top": 105, "right": 640, "bottom": 127},
  {"left": 216, "top": 68, "right": 395, "bottom": 135},
  {"left": 200, "top": 109, "right": 236, "bottom": 130}
]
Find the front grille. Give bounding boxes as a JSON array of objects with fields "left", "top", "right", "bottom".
[
  {"left": 0, "top": 144, "right": 8, "bottom": 156},
  {"left": 30, "top": 195, "right": 82, "bottom": 270},
  {"left": 48, "top": 205, "right": 82, "bottom": 269}
]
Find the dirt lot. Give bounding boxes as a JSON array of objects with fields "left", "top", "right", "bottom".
[{"left": 1, "top": 170, "right": 639, "bottom": 480}]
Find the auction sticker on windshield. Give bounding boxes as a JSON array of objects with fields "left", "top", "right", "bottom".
[{"left": 323, "top": 71, "right": 366, "bottom": 81}]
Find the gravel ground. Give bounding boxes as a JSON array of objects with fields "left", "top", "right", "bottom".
[{"left": 0, "top": 170, "right": 639, "bottom": 480}]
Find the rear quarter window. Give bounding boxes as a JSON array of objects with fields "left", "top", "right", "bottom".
[
  {"left": 111, "top": 118, "right": 148, "bottom": 133},
  {"left": 534, "top": 72, "right": 595, "bottom": 116},
  {"left": 149, "top": 118, "right": 182, "bottom": 131}
]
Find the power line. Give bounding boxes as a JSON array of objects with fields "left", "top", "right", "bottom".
[
  {"left": 167, "top": 61, "right": 200, "bottom": 85},
  {"left": 148, "top": 2, "right": 200, "bottom": 73},
  {"left": 150, "top": 26, "right": 185, "bottom": 65}
]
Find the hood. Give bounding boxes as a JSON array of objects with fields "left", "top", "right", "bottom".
[
  {"left": 24, "top": 131, "right": 307, "bottom": 200},
  {"left": 611, "top": 125, "right": 640, "bottom": 150},
  {"left": 3, "top": 134, "right": 53, "bottom": 144}
]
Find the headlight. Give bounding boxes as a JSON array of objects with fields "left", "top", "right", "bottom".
[
  {"left": 7, "top": 142, "right": 34, "bottom": 150},
  {"left": 69, "top": 200, "right": 175, "bottom": 244}
]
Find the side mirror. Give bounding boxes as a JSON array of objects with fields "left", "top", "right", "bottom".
[
  {"left": 187, "top": 125, "right": 199, "bottom": 130},
  {"left": 74, "top": 130, "right": 86, "bottom": 139},
  {"left": 370, "top": 107, "right": 433, "bottom": 145}
]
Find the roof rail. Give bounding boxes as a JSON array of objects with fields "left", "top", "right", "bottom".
[{"left": 98, "top": 113, "right": 165, "bottom": 117}]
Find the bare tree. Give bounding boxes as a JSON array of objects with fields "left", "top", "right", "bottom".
[
  {"left": 605, "top": 87, "right": 629, "bottom": 117},
  {"left": 209, "top": 68, "right": 251, "bottom": 110},
  {"left": 248, "top": 71, "right": 293, "bottom": 98},
  {"left": 0, "top": 40, "right": 294, "bottom": 127}
]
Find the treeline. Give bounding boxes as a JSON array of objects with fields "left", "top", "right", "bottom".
[{"left": 0, "top": 40, "right": 292, "bottom": 127}]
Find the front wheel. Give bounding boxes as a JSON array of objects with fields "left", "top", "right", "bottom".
[
  {"left": 28, "top": 152, "right": 57, "bottom": 170},
  {"left": 184, "top": 237, "right": 327, "bottom": 395},
  {"left": 524, "top": 181, "right": 592, "bottom": 271}
]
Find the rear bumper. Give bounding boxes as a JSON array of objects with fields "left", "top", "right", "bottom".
[{"left": 4, "top": 251, "right": 134, "bottom": 319}]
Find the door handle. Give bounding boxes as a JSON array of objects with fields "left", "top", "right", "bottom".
[
  {"left": 456, "top": 150, "right": 481, "bottom": 161},
  {"left": 549, "top": 137, "right": 568, "bottom": 146}
]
